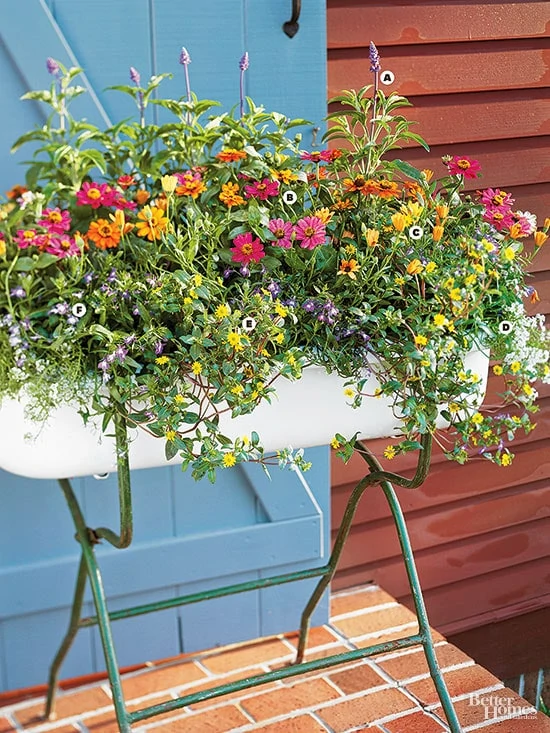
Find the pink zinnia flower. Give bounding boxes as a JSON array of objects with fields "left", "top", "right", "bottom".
[
  {"left": 244, "top": 178, "right": 280, "bottom": 200},
  {"left": 483, "top": 207, "right": 515, "bottom": 232},
  {"left": 15, "top": 228, "right": 40, "bottom": 249},
  {"left": 46, "top": 235, "right": 81, "bottom": 258},
  {"left": 38, "top": 207, "right": 71, "bottom": 234},
  {"left": 300, "top": 150, "right": 332, "bottom": 163},
  {"left": 512, "top": 210, "right": 537, "bottom": 237},
  {"left": 230, "top": 232, "right": 265, "bottom": 264},
  {"left": 76, "top": 182, "right": 116, "bottom": 208},
  {"left": 268, "top": 218, "right": 293, "bottom": 248},
  {"left": 294, "top": 216, "right": 326, "bottom": 250},
  {"left": 446, "top": 155, "right": 481, "bottom": 179},
  {"left": 479, "top": 188, "right": 514, "bottom": 212}
]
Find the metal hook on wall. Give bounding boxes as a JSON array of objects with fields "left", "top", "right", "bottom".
[{"left": 283, "top": 0, "right": 301, "bottom": 38}]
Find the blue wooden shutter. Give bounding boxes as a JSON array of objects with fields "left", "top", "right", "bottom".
[{"left": 0, "top": 0, "right": 329, "bottom": 691}]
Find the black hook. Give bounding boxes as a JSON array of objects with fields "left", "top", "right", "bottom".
[{"left": 283, "top": 0, "right": 301, "bottom": 38}]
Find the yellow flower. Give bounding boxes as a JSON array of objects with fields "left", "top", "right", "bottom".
[
  {"left": 183, "top": 296, "right": 192, "bottom": 305},
  {"left": 0, "top": 240, "right": 5, "bottom": 257},
  {"left": 161, "top": 175, "right": 178, "bottom": 194},
  {"left": 414, "top": 334, "right": 428, "bottom": 347},
  {"left": 231, "top": 384, "right": 244, "bottom": 394},
  {"left": 384, "top": 445, "right": 396, "bottom": 460},
  {"left": 241, "top": 435, "right": 250, "bottom": 445},
  {"left": 223, "top": 453, "right": 237, "bottom": 468},
  {"left": 523, "top": 384, "right": 535, "bottom": 397},
  {"left": 330, "top": 437, "right": 341, "bottom": 450},
  {"left": 272, "top": 168, "right": 298, "bottom": 184},
  {"left": 365, "top": 228, "right": 380, "bottom": 247},
  {"left": 510, "top": 361, "right": 521, "bottom": 373},
  {"left": 314, "top": 207, "right": 334, "bottom": 224},
  {"left": 191, "top": 361, "right": 202, "bottom": 375},
  {"left": 471, "top": 412, "right": 484, "bottom": 425},
  {"left": 502, "top": 246, "right": 515, "bottom": 261},
  {"left": 464, "top": 274, "right": 477, "bottom": 286},
  {"left": 444, "top": 277, "right": 455, "bottom": 289},
  {"left": 404, "top": 201, "right": 423, "bottom": 221},
  {"left": 343, "top": 387, "right": 355, "bottom": 398},
  {"left": 425, "top": 261, "right": 436, "bottom": 274},
  {"left": 227, "top": 331, "right": 244, "bottom": 350},
  {"left": 432, "top": 225, "right": 444, "bottom": 242},
  {"left": 433, "top": 314, "right": 447, "bottom": 328},
  {"left": 391, "top": 212, "right": 407, "bottom": 232},
  {"left": 449, "top": 288, "right": 462, "bottom": 301},
  {"left": 193, "top": 274, "right": 203, "bottom": 287},
  {"left": 155, "top": 356, "right": 169, "bottom": 365},
  {"left": 274, "top": 302, "right": 288, "bottom": 318},
  {"left": 136, "top": 205, "right": 169, "bottom": 241},
  {"left": 493, "top": 365, "right": 503, "bottom": 376},
  {"left": 435, "top": 203, "right": 449, "bottom": 220},
  {"left": 338, "top": 259, "right": 360, "bottom": 279},
  {"left": 395, "top": 275, "right": 406, "bottom": 286},
  {"left": 449, "top": 402, "right": 460, "bottom": 414},
  {"left": 534, "top": 230, "right": 548, "bottom": 247},
  {"left": 165, "top": 430, "right": 177, "bottom": 441},
  {"left": 174, "top": 394, "right": 185, "bottom": 404},
  {"left": 274, "top": 333, "right": 285, "bottom": 344},
  {"left": 500, "top": 453, "right": 512, "bottom": 467},
  {"left": 215, "top": 304, "right": 231, "bottom": 318},
  {"left": 406, "top": 259, "right": 423, "bottom": 275}
]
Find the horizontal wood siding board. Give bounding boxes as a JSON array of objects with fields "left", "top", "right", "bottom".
[
  {"left": 401, "top": 555, "right": 550, "bottom": 632},
  {"left": 328, "top": 39, "right": 550, "bottom": 97},
  {"left": 329, "top": 89, "right": 550, "bottom": 147},
  {"left": 0, "top": 515, "right": 322, "bottom": 618},
  {"left": 335, "top": 516, "right": 550, "bottom": 597},
  {"left": 327, "top": 2, "right": 550, "bottom": 48}
]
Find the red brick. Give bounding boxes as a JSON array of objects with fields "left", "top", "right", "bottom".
[
  {"left": 331, "top": 605, "right": 418, "bottom": 639},
  {"left": 188, "top": 666, "right": 278, "bottom": 710},
  {"left": 407, "top": 664, "right": 501, "bottom": 706},
  {"left": 0, "top": 719, "right": 15, "bottom": 733},
  {"left": 328, "top": 662, "right": 387, "bottom": 695},
  {"left": 14, "top": 687, "right": 110, "bottom": 727},
  {"left": 255, "top": 714, "right": 330, "bottom": 732},
  {"left": 318, "top": 688, "right": 414, "bottom": 730},
  {"left": 384, "top": 710, "right": 447, "bottom": 732},
  {"left": 121, "top": 660, "right": 207, "bottom": 700},
  {"left": 433, "top": 688, "right": 538, "bottom": 729},
  {"left": 285, "top": 626, "right": 342, "bottom": 649},
  {"left": 377, "top": 643, "right": 472, "bottom": 681},
  {"left": 331, "top": 587, "right": 397, "bottom": 616},
  {"left": 152, "top": 705, "right": 249, "bottom": 732},
  {"left": 242, "top": 678, "right": 341, "bottom": 721},
  {"left": 201, "top": 638, "right": 292, "bottom": 675}
]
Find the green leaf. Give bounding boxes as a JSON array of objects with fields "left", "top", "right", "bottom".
[
  {"left": 164, "top": 439, "right": 179, "bottom": 461},
  {"left": 390, "top": 159, "right": 425, "bottom": 181}
]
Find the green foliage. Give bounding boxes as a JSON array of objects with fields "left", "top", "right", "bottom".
[{"left": 0, "top": 60, "right": 549, "bottom": 479}]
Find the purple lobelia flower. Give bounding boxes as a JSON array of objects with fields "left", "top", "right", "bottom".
[{"left": 239, "top": 52, "right": 249, "bottom": 118}]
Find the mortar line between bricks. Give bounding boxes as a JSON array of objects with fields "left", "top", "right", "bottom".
[
  {"left": 429, "top": 683, "right": 507, "bottom": 707},
  {"left": 341, "top": 621, "right": 419, "bottom": 645},
  {"left": 387, "top": 659, "right": 476, "bottom": 687},
  {"left": 330, "top": 602, "right": 399, "bottom": 622},
  {"left": 373, "top": 639, "right": 447, "bottom": 662}
]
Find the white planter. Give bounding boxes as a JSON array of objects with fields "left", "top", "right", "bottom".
[{"left": 0, "top": 351, "right": 489, "bottom": 479}]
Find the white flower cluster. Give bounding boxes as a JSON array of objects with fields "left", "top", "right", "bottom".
[{"left": 505, "top": 303, "right": 550, "bottom": 383}]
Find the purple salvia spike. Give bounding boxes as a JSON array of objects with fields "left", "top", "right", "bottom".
[
  {"left": 369, "top": 41, "right": 380, "bottom": 73},
  {"left": 239, "top": 52, "right": 249, "bottom": 71},
  {"left": 239, "top": 52, "right": 249, "bottom": 117},
  {"left": 46, "top": 57, "right": 60, "bottom": 76},
  {"left": 179, "top": 47, "right": 191, "bottom": 66},
  {"left": 129, "top": 67, "right": 141, "bottom": 86}
]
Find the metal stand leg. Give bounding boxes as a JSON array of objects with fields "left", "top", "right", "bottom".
[{"left": 44, "top": 421, "right": 461, "bottom": 733}]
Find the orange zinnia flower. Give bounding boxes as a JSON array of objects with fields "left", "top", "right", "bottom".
[
  {"left": 6, "top": 184, "right": 28, "bottom": 200},
  {"left": 175, "top": 177, "right": 206, "bottom": 199},
  {"left": 338, "top": 259, "right": 360, "bottom": 279},
  {"left": 136, "top": 206, "right": 169, "bottom": 241},
  {"left": 87, "top": 219, "right": 122, "bottom": 250},
  {"left": 219, "top": 182, "right": 245, "bottom": 207},
  {"left": 135, "top": 189, "right": 150, "bottom": 205},
  {"left": 373, "top": 179, "right": 400, "bottom": 199},
  {"left": 216, "top": 148, "right": 247, "bottom": 162}
]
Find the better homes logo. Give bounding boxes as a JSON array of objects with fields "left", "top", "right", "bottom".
[{"left": 469, "top": 693, "right": 537, "bottom": 721}]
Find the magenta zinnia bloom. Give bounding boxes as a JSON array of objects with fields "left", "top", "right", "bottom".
[
  {"left": 294, "top": 216, "right": 326, "bottom": 250},
  {"left": 15, "top": 229, "right": 40, "bottom": 249},
  {"left": 244, "top": 178, "right": 280, "bottom": 201},
  {"left": 230, "top": 232, "right": 265, "bottom": 264},
  {"left": 268, "top": 218, "right": 293, "bottom": 248},
  {"left": 446, "top": 155, "right": 481, "bottom": 179},
  {"left": 76, "top": 182, "right": 116, "bottom": 209},
  {"left": 38, "top": 207, "right": 71, "bottom": 234},
  {"left": 46, "top": 235, "right": 81, "bottom": 258},
  {"left": 483, "top": 207, "right": 515, "bottom": 232},
  {"left": 300, "top": 150, "right": 332, "bottom": 163},
  {"left": 479, "top": 188, "right": 514, "bottom": 212}
]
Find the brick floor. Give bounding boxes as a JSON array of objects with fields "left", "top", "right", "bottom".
[{"left": 1, "top": 584, "right": 549, "bottom": 733}]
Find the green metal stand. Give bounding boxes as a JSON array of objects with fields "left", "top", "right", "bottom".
[{"left": 44, "top": 416, "right": 462, "bottom": 733}]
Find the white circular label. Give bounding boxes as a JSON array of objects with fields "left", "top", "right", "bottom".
[
  {"left": 381, "top": 70, "right": 395, "bottom": 86},
  {"left": 409, "top": 226, "right": 424, "bottom": 240},
  {"left": 498, "top": 320, "right": 513, "bottom": 334},
  {"left": 72, "top": 303, "right": 87, "bottom": 318},
  {"left": 282, "top": 191, "right": 298, "bottom": 205},
  {"left": 242, "top": 317, "right": 257, "bottom": 332}
]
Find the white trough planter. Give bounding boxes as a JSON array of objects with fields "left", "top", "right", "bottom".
[{"left": 0, "top": 351, "right": 489, "bottom": 479}]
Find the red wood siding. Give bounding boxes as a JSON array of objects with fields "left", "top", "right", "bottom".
[{"left": 328, "top": 1, "right": 550, "bottom": 643}]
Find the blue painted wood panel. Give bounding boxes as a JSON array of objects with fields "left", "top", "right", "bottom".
[{"left": 0, "top": 0, "right": 328, "bottom": 691}]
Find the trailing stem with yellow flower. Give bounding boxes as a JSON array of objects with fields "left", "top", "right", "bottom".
[{"left": 0, "top": 45, "right": 548, "bottom": 480}]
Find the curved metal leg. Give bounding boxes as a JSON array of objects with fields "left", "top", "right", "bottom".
[{"left": 44, "top": 553, "right": 87, "bottom": 720}]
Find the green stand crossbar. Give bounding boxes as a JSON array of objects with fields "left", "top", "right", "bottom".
[{"left": 44, "top": 414, "right": 463, "bottom": 732}]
